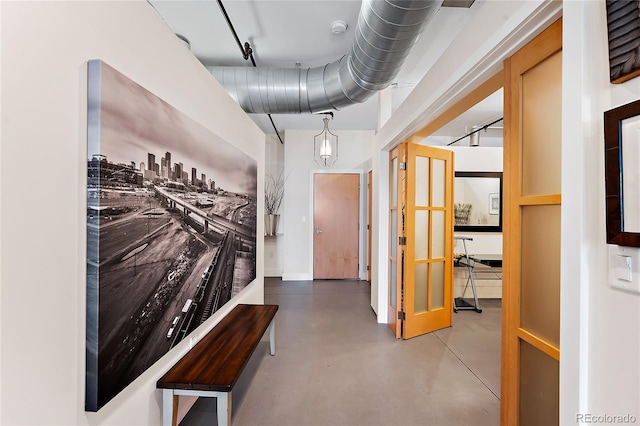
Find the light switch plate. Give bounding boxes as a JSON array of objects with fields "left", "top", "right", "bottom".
[
  {"left": 614, "top": 254, "right": 632, "bottom": 281},
  {"left": 609, "top": 245, "right": 640, "bottom": 294}
]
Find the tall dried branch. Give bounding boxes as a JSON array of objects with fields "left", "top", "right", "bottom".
[{"left": 265, "top": 171, "right": 287, "bottom": 214}]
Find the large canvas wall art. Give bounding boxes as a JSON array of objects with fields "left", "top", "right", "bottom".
[{"left": 85, "top": 60, "right": 257, "bottom": 411}]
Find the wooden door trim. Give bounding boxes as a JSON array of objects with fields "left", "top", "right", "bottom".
[
  {"left": 501, "top": 18, "right": 562, "bottom": 426},
  {"left": 413, "top": 72, "right": 504, "bottom": 141},
  {"left": 517, "top": 328, "right": 560, "bottom": 360}
]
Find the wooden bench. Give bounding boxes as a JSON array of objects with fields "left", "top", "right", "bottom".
[{"left": 157, "top": 304, "right": 279, "bottom": 426}]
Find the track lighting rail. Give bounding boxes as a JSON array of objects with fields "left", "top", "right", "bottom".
[
  {"left": 216, "top": 0, "right": 283, "bottom": 143},
  {"left": 446, "top": 117, "right": 503, "bottom": 146}
]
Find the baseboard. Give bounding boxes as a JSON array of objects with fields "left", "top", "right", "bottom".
[
  {"left": 264, "top": 268, "right": 282, "bottom": 277},
  {"left": 281, "top": 273, "right": 313, "bottom": 281}
]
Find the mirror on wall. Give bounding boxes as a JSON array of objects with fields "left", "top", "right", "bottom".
[
  {"left": 454, "top": 171, "right": 502, "bottom": 232},
  {"left": 604, "top": 99, "right": 640, "bottom": 246}
]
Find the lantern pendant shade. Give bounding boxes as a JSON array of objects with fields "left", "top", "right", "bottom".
[{"left": 314, "top": 116, "right": 338, "bottom": 166}]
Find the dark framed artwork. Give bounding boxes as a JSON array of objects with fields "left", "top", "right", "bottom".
[
  {"left": 489, "top": 193, "right": 500, "bottom": 215},
  {"left": 85, "top": 60, "right": 257, "bottom": 411},
  {"left": 453, "top": 171, "right": 503, "bottom": 232},
  {"left": 606, "top": 0, "right": 640, "bottom": 84},
  {"left": 604, "top": 98, "right": 640, "bottom": 247}
]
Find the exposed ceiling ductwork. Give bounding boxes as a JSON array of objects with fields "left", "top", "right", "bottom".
[{"left": 209, "top": 0, "right": 443, "bottom": 115}]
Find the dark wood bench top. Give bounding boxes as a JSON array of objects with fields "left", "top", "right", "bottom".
[{"left": 157, "top": 304, "right": 278, "bottom": 392}]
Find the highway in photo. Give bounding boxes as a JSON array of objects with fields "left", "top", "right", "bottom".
[{"left": 87, "top": 186, "right": 255, "bottom": 405}]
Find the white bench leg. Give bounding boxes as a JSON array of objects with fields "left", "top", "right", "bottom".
[
  {"left": 217, "top": 391, "right": 231, "bottom": 426},
  {"left": 162, "top": 389, "right": 178, "bottom": 426},
  {"left": 269, "top": 318, "right": 276, "bottom": 356}
]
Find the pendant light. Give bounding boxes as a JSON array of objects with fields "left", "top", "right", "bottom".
[{"left": 314, "top": 113, "right": 338, "bottom": 166}]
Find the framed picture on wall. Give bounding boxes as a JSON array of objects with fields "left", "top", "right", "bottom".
[
  {"left": 606, "top": 1, "right": 640, "bottom": 84},
  {"left": 489, "top": 193, "right": 500, "bottom": 215},
  {"left": 85, "top": 60, "right": 258, "bottom": 411}
]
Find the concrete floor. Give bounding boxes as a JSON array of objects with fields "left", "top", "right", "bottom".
[{"left": 182, "top": 278, "right": 501, "bottom": 426}]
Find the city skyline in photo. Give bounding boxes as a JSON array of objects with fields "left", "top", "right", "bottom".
[{"left": 87, "top": 61, "right": 257, "bottom": 195}]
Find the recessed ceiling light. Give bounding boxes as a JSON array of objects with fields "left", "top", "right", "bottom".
[{"left": 330, "top": 20, "right": 348, "bottom": 35}]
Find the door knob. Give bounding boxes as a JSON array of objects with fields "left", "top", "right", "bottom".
[{"left": 315, "top": 227, "right": 323, "bottom": 234}]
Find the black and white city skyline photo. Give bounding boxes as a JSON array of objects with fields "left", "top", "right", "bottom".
[{"left": 85, "top": 60, "right": 257, "bottom": 411}]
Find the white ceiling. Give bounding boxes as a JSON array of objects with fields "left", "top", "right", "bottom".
[{"left": 148, "top": 0, "right": 500, "bottom": 138}]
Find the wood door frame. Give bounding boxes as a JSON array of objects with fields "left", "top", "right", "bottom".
[{"left": 311, "top": 170, "right": 366, "bottom": 280}]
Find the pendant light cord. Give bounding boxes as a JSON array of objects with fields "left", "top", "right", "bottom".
[{"left": 217, "top": 0, "right": 283, "bottom": 144}]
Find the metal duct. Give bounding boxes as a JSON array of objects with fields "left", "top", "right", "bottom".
[{"left": 209, "top": 0, "right": 442, "bottom": 114}]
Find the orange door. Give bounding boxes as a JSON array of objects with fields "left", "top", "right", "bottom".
[
  {"left": 313, "top": 173, "right": 360, "bottom": 279},
  {"left": 402, "top": 142, "right": 454, "bottom": 339},
  {"left": 388, "top": 145, "right": 405, "bottom": 337},
  {"left": 388, "top": 142, "right": 454, "bottom": 339}
]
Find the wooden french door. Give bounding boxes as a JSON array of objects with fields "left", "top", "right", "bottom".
[
  {"left": 389, "top": 142, "right": 454, "bottom": 339},
  {"left": 501, "top": 19, "right": 562, "bottom": 425},
  {"left": 388, "top": 144, "right": 405, "bottom": 337},
  {"left": 313, "top": 173, "right": 360, "bottom": 279}
]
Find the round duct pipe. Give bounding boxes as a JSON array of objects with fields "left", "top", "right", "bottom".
[{"left": 209, "top": 0, "right": 443, "bottom": 114}]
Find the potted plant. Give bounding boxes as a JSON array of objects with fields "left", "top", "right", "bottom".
[{"left": 265, "top": 171, "right": 286, "bottom": 236}]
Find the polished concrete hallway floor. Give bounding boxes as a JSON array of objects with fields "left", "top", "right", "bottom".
[{"left": 182, "top": 278, "right": 501, "bottom": 426}]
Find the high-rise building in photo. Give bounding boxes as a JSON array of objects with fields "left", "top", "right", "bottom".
[
  {"left": 165, "top": 151, "right": 171, "bottom": 171},
  {"left": 201, "top": 173, "right": 206, "bottom": 187},
  {"left": 174, "top": 163, "right": 182, "bottom": 181},
  {"left": 147, "top": 153, "right": 155, "bottom": 171},
  {"left": 191, "top": 167, "right": 197, "bottom": 186}
]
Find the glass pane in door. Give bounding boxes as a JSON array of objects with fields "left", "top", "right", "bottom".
[
  {"left": 390, "top": 260, "right": 397, "bottom": 309},
  {"left": 415, "top": 263, "right": 428, "bottom": 313},
  {"left": 415, "top": 210, "right": 428, "bottom": 260},
  {"left": 521, "top": 205, "right": 561, "bottom": 347},
  {"left": 391, "top": 210, "right": 397, "bottom": 258},
  {"left": 522, "top": 51, "right": 562, "bottom": 196},
  {"left": 391, "top": 157, "right": 398, "bottom": 201},
  {"left": 416, "top": 156, "right": 429, "bottom": 206},
  {"left": 431, "top": 261, "right": 445, "bottom": 309},
  {"left": 432, "top": 158, "right": 445, "bottom": 207},
  {"left": 519, "top": 339, "right": 559, "bottom": 426},
  {"left": 431, "top": 210, "right": 445, "bottom": 258}
]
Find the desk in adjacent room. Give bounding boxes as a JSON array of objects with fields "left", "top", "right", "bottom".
[{"left": 468, "top": 254, "right": 502, "bottom": 269}]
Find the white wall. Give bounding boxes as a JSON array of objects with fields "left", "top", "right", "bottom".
[
  {"left": 0, "top": 2, "right": 265, "bottom": 424},
  {"left": 564, "top": 2, "right": 640, "bottom": 424},
  {"left": 282, "top": 129, "right": 374, "bottom": 281},
  {"left": 265, "top": 134, "right": 285, "bottom": 276}
]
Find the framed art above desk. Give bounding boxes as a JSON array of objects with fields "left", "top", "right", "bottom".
[{"left": 454, "top": 171, "right": 503, "bottom": 233}]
